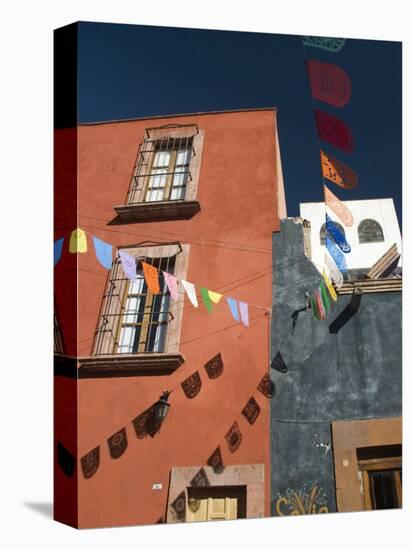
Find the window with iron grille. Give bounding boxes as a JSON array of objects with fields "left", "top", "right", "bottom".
[
  {"left": 142, "top": 137, "right": 193, "bottom": 203},
  {"left": 358, "top": 219, "right": 384, "bottom": 244},
  {"left": 127, "top": 125, "right": 201, "bottom": 206},
  {"left": 114, "top": 124, "right": 203, "bottom": 223},
  {"left": 93, "top": 243, "right": 187, "bottom": 357},
  {"left": 117, "top": 257, "right": 174, "bottom": 354}
]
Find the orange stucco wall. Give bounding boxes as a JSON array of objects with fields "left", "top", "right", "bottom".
[{"left": 55, "top": 109, "right": 282, "bottom": 528}]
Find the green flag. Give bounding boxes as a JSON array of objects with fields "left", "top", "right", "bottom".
[
  {"left": 320, "top": 281, "right": 331, "bottom": 311},
  {"left": 200, "top": 287, "right": 213, "bottom": 313}
]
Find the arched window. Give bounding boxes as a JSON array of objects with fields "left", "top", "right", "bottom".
[
  {"left": 320, "top": 221, "right": 346, "bottom": 245},
  {"left": 358, "top": 219, "right": 384, "bottom": 244}
]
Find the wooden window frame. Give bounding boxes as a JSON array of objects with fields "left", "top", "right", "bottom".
[
  {"left": 114, "top": 256, "right": 175, "bottom": 355},
  {"left": 358, "top": 457, "right": 402, "bottom": 510},
  {"left": 142, "top": 140, "right": 192, "bottom": 203}
]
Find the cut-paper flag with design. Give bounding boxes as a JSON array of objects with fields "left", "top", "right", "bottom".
[
  {"left": 306, "top": 60, "right": 352, "bottom": 108},
  {"left": 321, "top": 150, "right": 358, "bottom": 190},
  {"left": 119, "top": 250, "right": 137, "bottom": 282},
  {"left": 322, "top": 269, "right": 337, "bottom": 301},
  {"left": 315, "top": 110, "right": 354, "bottom": 154},
  {"left": 141, "top": 261, "right": 161, "bottom": 294},
  {"left": 326, "top": 237, "right": 348, "bottom": 274},
  {"left": 92, "top": 236, "right": 113, "bottom": 269},
  {"left": 324, "top": 185, "right": 354, "bottom": 227},
  {"left": 325, "top": 253, "right": 344, "bottom": 288},
  {"left": 54, "top": 237, "right": 64, "bottom": 266},
  {"left": 163, "top": 271, "right": 178, "bottom": 301},
  {"left": 208, "top": 290, "right": 223, "bottom": 304},
  {"left": 302, "top": 36, "right": 346, "bottom": 53},
  {"left": 326, "top": 214, "right": 351, "bottom": 253},
  {"left": 69, "top": 228, "right": 87, "bottom": 253},
  {"left": 200, "top": 287, "right": 213, "bottom": 313},
  {"left": 181, "top": 280, "right": 198, "bottom": 308},
  {"left": 239, "top": 301, "right": 249, "bottom": 326}
]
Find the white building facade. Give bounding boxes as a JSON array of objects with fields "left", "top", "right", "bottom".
[{"left": 299, "top": 198, "right": 402, "bottom": 274}]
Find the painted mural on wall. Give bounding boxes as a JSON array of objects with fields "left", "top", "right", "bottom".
[{"left": 273, "top": 482, "right": 329, "bottom": 516}]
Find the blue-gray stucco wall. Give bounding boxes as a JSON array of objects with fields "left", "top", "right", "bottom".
[{"left": 270, "top": 219, "right": 402, "bottom": 516}]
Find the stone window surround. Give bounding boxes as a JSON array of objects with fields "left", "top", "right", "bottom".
[
  {"left": 114, "top": 124, "right": 204, "bottom": 222},
  {"left": 166, "top": 464, "right": 265, "bottom": 523},
  {"left": 78, "top": 242, "right": 190, "bottom": 378}
]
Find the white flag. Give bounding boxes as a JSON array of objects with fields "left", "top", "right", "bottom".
[
  {"left": 325, "top": 253, "right": 344, "bottom": 288},
  {"left": 181, "top": 280, "right": 198, "bottom": 308}
]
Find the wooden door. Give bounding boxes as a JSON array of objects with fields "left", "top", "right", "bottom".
[{"left": 187, "top": 496, "right": 238, "bottom": 522}]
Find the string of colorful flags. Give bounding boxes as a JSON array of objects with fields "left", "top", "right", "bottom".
[
  {"left": 303, "top": 36, "right": 358, "bottom": 318},
  {"left": 54, "top": 227, "right": 272, "bottom": 326},
  {"left": 57, "top": 342, "right": 276, "bottom": 481}
]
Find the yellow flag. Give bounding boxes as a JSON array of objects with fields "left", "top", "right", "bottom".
[
  {"left": 208, "top": 290, "right": 223, "bottom": 304},
  {"left": 69, "top": 228, "right": 88, "bottom": 253},
  {"left": 322, "top": 270, "right": 337, "bottom": 302}
]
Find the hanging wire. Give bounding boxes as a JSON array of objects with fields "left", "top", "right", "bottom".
[{"left": 79, "top": 309, "right": 270, "bottom": 458}]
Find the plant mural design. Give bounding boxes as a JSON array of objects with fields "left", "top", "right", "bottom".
[{"left": 273, "top": 483, "right": 329, "bottom": 516}]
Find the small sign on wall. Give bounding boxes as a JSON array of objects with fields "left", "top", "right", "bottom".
[{"left": 152, "top": 483, "right": 163, "bottom": 491}]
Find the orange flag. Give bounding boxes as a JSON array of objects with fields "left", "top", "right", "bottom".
[
  {"left": 141, "top": 261, "right": 160, "bottom": 294},
  {"left": 321, "top": 150, "right": 358, "bottom": 190},
  {"left": 324, "top": 185, "right": 354, "bottom": 227}
]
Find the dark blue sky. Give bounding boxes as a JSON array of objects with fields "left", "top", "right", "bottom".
[{"left": 77, "top": 22, "right": 402, "bottom": 225}]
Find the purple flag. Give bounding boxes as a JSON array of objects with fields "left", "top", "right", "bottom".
[
  {"left": 119, "top": 250, "right": 137, "bottom": 281},
  {"left": 239, "top": 302, "right": 249, "bottom": 326}
]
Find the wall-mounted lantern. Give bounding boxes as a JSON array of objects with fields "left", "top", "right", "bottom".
[{"left": 154, "top": 391, "right": 171, "bottom": 423}]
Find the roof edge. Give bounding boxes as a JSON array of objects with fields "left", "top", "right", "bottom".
[{"left": 78, "top": 107, "right": 277, "bottom": 126}]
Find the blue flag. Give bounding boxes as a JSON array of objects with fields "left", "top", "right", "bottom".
[
  {"left": 226, "top": 297, "right": 240, "bottom": 322},
  {"left": 326, "top": 236, "right": 347, "bottom": 273},
  {"left": 54, "top": 237, "right": 64, "bottom": 266},
  {"left": 93, "top": 236, "right": 113, "bottom": 269},
  {"left": 326, "top": 214, "right": 351, "bottom": 253}
]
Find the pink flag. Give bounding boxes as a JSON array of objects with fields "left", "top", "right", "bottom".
[
  {"left": 163, "top": 271, "right": 178, "bottom": 301},
  {"left": 119, "top": 250, "right": 137, "bottom": 282},
  {"left": 239, "top": 302, "right": 249, "bottom": 326},
  {"left": 324, "top": 185, "right": 354, "bottom": 227}
]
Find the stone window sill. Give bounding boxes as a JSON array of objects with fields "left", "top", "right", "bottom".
[
  {"left": 54, "top": 353, "right": 185, "bottom": 378},
  {"left": 113, "top": 200, "right": 201, "bottom": 223}
]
